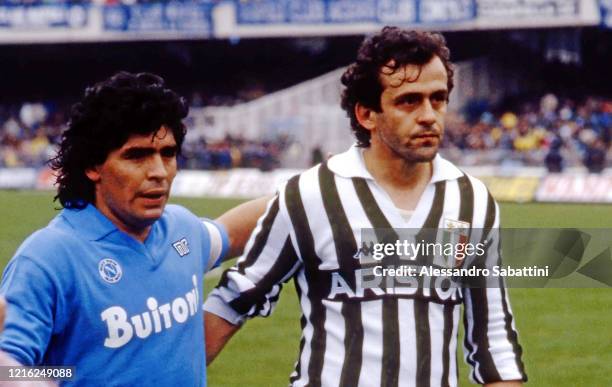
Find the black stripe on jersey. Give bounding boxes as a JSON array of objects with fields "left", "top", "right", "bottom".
[
  {"left": 499, "top": 276, "right": 527, "bottom": 381},
  {"left": 483, "top": 192, "right": 496, "bottom": 235},
  {"left": 217, "top": 196, "right": 280, "bottom": 290},
  {"left": 466, "top": 286, "right": 501, "bottom": 382},
  {"left": 455, "top": 175, "right": 477, "bottom": 385},
  {"left": 491, "top": 194, "right": 527, "bottom": 382},
  {"left": 228, "top": 236, "right": 298, "bottom": 316},
  {"left": 416, "top": 181, "right": 446, "bottom": 268},
  {"left": 457, "top": 174, "right": 474, "bottom": 224},
  {"left": 237, "top": 195, "right": 280, "bottom": 273},
  {"left": 352, "top": 178, "right": 400, "bottom": 387},
  {"left": 467, "top": 193, "right": 501, "bottom": 383},
  {"left": 290, "top": 281, "right": 308, "bottom": 385},
  {"left": 462, "top": 302, "right": 479, "bottom": 381},
  {"left": 416, "top": 180, "right": 447, "bottom": 387},
  {"left": 441, "top": 304, "right": 455, "bottom": 387},
  {"left": 285, "top": 174, "right": 326, "bottom": 387},
  {"left": 422, "top": 181, "right": 446, "bottom": 228},
  {"left": 319, "top": 164, "right": 364, "bottom": 387},
  {"left": 319, "top": 163, "right": 361, "bottom": 285},
  {"left": 414, "top": 300, "right": 431, "bottom": 387}
]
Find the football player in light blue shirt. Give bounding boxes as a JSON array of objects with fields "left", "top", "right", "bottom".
[{"left": 0, "top": 72, "right": 265, "bottom": 386}]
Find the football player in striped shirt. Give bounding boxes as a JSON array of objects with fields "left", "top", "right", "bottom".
[{"left": 205, "top": 27, "right": 527, "bottom": 387}]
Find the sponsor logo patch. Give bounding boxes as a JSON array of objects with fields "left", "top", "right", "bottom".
[{"left": 173, "top": 238, "right": 190, "bottom": 257}]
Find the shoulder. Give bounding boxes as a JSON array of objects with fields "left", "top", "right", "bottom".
[
  {"left": 438, "top": 156, "right": 493, "bottom": 202},
  {"left": 461, "top": 171, "right": 493, "bottom": 201},
  {"left": 13, "top": 215, "right": 85, "bottom": 264},
  {"left": 163, "top": 203, "right": 198, "bottom": 218},
  {"left": 279, "top": 164, "right": 322, "bottom": 201},
  {"left": 160, "top": 204, "right": 201, "bottom": 226},
  {"left": 161, "top": 204, "right": 227, "bottom": 241},
  {"left": 3, "top": 221, "right": 83, "bottom": 290},
  {"left": 453, "top": 167, "right": 499, "bottom": 227}
]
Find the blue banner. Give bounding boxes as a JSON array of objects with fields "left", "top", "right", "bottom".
[
  {"left": 235, "top": 0, "right": 476, "bottom": 25},
  {"left": 103, "top": 2, "right": 213, "bottom": 33},
  {"left": 0, "top": 4, "right": 88, "bottom": 29}
]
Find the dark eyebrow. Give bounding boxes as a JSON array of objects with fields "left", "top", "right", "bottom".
[
  {"left": 393, "top": 89, "right": 449, "bottom": 104},
  {"left": 393, "top": 92, "right": 423, "bottom": 104},
  {"left": 160, "top": 145, "right": 179, "bottom": 156},
  {"left": 121, "top": 146, "right": 156, "bottom": 158},
  {"left": 431, "top": 90, "right": 449, "bottom": 99}
]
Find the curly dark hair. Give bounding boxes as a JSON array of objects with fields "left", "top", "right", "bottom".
[
  {"left": 340, "top": 27, "right": 454, "bottom": 147},
  {"left": 50, "top": 71, "right": 188, "bottom": 209}
]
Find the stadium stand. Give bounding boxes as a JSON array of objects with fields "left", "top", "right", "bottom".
[{"left": 1, "top": 92, "right": 609, "bottom": 171}]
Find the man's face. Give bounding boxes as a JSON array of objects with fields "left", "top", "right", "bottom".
[
  {"left": 86, "top": 127, "right": 178, "bottom": 237},
  {"left": 368, "top": 56, "right": 448, "bottom": 162}
]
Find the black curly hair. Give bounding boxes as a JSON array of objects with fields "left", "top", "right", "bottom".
[
  {"left": 340, "top": 27, "right": 454, "bottom": 147},
  {"left": 50, "top": 71, "right": 189, "bottom": 209}
]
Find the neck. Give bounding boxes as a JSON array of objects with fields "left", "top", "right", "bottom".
[
  {"left": 94, "top": 202, "right": 151, "bottom": 243},
  {"left": 362, "top": 145, "right": 433, "bottom": 189},
  {"left": 120, "top": 224, "right": 151, "bottom": 243}
]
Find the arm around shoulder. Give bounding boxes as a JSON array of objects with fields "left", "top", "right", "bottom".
[{"left": 215, "top": 195, "right": 274, "bottom": 259}]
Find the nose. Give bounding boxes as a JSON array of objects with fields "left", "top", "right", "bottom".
[
  {"left": 417, "top": 99, "right": 436, "bottom": 127},
  {"left": 147, "top": 154, "right": 169, "bottom": 180}
]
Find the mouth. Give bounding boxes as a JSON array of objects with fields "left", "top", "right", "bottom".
[
  {"left": 411, "top": 133, "right": 440, "bottom": 146},
  {"left": 412, "top": 132, "right": 440, "bottom": 140},
  {"left": 138, "top": 190, "right": 167, "bottom": 205}
]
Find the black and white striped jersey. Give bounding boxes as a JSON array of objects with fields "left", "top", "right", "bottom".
[{"left": 204, "top": 145, "right": 527, "bottom": 387}]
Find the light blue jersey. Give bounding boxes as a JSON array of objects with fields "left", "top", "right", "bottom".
[{"left": 0, "top": 204, "right": 228, "bottom": 386}]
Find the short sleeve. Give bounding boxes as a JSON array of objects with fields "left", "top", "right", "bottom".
[
  {"left": 0, "top": 256, "right": 58, "bottom": 366},
  {"left": 201, "top": 219, "right": 230, "bottom": 272},
  {"left": 204, "top": 194, "right": 301, "bottom": 325}
]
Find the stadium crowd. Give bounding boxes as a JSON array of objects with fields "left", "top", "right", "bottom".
[
  {"left": 1, "top": 94, "right": 610, "bottom": 172},
  {"left": 443, "top": 94, "right": 611, "bottom": 172},
  {"left": 0, "top": 101, "right": 285, "bottom": 171}
]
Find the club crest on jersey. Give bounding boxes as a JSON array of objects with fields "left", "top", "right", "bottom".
[
  {"left": 98, "top": 258, "right": 122, "bottom": 284},
  {"left": 172, "top": 238, "right": 190, "bottom": 257},
  {"left": 443, "top": 218, "right": 471, "bottom": 265}
]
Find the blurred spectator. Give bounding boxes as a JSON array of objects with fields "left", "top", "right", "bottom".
[
  {"left": 545, "top": 137, "right": 564, "bottom": 173},
  {"left": 583, "top": 138, "right": 607, "bottom": 173},
  {"left": 311, "top": 146, "right": 323, "bottom": 166}
]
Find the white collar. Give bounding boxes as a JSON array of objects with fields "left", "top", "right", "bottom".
[{"left": 326, "top": 144, "right": 464, "bottom": 183}]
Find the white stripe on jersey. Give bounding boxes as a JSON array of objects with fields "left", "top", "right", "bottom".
[
  {"left": 397, "top": 298, "right": 417, "bottom": 386},
  {"left": 243, "top": 206, "right": 293, "bottom": 283},
  {"left": 320, "top": 299, "right": 346, "bottom": 387},
  {"left": 292, "top": 271, "right": 314, "bottom": 387},
  {"left": 484, "top": 203, "right": 525, "bottom": 381},
  {"left": 332, "top": 175, "right": 371, "bottom": 251},
  {"left": 202, "top": 219, "right": 224, "bottom": 272},
  {"left": 299, "top": 165, "right": 337, "bottom": 271},
  {"left": 357, "top": 300, "right": 383, "bottom": 387},
  {"left": 449, "top": 306, "right": 461, "bottom": 387},
  {"left": 429, "top": 303, "right": 447, "bottom": 387}
]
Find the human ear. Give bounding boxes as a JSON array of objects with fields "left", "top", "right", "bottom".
[
  {"left": 355, "top": 103, "right": 377, "bottom": 131},
  {"left": 85, "top": 166, "right": 101, "bottom": 183}
]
